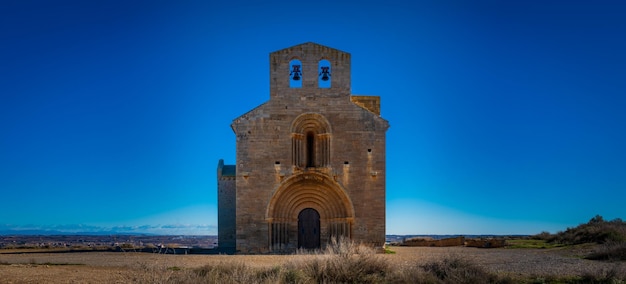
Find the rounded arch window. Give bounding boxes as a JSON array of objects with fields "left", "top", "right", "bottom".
[{"left": 291, "top": 113, "right": 332, "bottom": 168}]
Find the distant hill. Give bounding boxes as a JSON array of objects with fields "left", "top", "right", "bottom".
[{"left": 0, "top": 229, "right": 150, "bottom": 236}]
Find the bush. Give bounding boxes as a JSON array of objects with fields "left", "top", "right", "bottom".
[
  {"left": 586, "top": 241, "right": 626, "bottom": 261},
  {"left": 137, "top": 237, "right": 626, "bottom": 283},
  {"left": 420, "top": 256, "right": 508, "bottom": 284},
  {"left": 192, "top": 262, "right": 281, "bottom": 283},
  {"left": 298, "top": 237, "right": 390, "bottom": 283},
  {"left": 578, "top": 265, "right": 626, "bottom": 283},
  {"left": 531, "top": 231, "right": 554, "bottom": 241},
  {"left": 550, "top": 215, "right": 626, "bottom": 245}
]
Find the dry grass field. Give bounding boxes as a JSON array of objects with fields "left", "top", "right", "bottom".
[{"left": 1, "top": 243, "right": 625, "bottom": 283}]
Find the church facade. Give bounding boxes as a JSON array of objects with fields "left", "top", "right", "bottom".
[{"left": 218, "top": 42, "right": 389, "bottom": 253}]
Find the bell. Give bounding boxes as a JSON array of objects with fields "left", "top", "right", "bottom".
[
  {"left": 291, "top": 65, "right": 302, "bottom": 81},
  {"left": 319, "top": 66, "right": 330, "bottom": 81}
]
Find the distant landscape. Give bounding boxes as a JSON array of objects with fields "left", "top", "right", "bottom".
[
  {"left": 0, "top": 234, "right": 526, "bottom": 251},
  {"left": 1, "top": 215, "right": 624, "bottom": 257},
  {"left": 1, "top": 216, "right": 625, "bottom": 283},
  {"left": 0, "top": 234, "right": 218, "bottom": 251}
]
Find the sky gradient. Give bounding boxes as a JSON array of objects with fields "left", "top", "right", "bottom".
[{"left": 1, "top": 1, "right": 625, "bottom": 235}]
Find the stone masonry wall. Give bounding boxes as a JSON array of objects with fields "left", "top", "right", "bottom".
[
  {"left": 217, "top": 160, "right": 236, "bottom": 252},
  {"left": 229, "top": 43, "right": 388, "bottom": 253}
]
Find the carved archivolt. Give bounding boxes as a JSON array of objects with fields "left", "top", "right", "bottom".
[
  {"left": 266, "top": 172, "right": 353, "bottom": 221},
  {"left": 266, "top": 172, "right": 354, "bottom": 251}
]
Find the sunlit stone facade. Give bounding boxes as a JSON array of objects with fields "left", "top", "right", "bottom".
[{"left": 218, "top": 42, "right": 389, "bottom": 253}]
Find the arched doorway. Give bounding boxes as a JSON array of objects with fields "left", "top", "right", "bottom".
[
  {"left": 298, "top": 208, "right": 320, "bottom": 249},
  {"left": 266, "top": 172, "right": 354, "bottom": 252}
]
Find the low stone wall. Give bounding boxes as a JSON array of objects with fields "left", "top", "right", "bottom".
[
  {"left": 402, "top": 236, "right": 507, "bottom": 248},
  {"left": 403, "top": 236, "right": 465, "bottom": 247},
  {"left": 464, "top": 238, "right": 507, "bottom": 248}
]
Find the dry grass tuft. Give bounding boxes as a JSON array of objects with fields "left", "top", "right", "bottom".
[
  {"left": 419, "top": 256, "right": 511, "bottom": 284},
  {"left": 7, "top": 237, "right": 622, "bottom": 283},
  {"left": 586, "top": 241, "right": 626, "bottom": 261},
  {"left": 190, "top": 262, "right": 282, "bottom": 284},
  {"left": 123, "top": 238, "right": 626, "bottom": 283},
  {"left": 579, "top": 265, "right": 626, "bottom": 284},
  {"left": 295, "top": 237, "right": 389, "bottom": 283}
]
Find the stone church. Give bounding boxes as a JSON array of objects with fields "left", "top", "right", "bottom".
[{"left": 217, "top": 42, "right": 389, "bottom": 254}]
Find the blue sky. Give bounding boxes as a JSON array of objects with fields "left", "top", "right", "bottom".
[{"left": 1, "top": 1, "right": 625, "bottom": 235}]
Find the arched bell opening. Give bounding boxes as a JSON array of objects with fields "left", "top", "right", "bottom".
[
  {"left": 289, "top": 59, "right": 302, "bottom": 88},
  {"left": 318, "top": 59, "right": 331, "bottom": 88}
]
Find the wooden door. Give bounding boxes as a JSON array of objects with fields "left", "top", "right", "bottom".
[{"left": 298, "top": 208, "right": 320, "bottom": 249}]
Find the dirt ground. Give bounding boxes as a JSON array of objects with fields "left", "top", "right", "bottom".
[{"left": 1, "top": 246, "right": 624, "bottom": 283}]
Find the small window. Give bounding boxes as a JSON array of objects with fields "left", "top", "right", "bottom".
[
  {"left": 306, "top": 132, "right": 315, "bottom": 167},
  {"left": 290, "top": 59, "right": 302, "bottom": 88},
  {"left": 318, "top": 59, "right": 331, "bottom": 88}
]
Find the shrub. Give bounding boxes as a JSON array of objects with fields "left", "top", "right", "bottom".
[
  {"left": 531, "top": 231, "right": 554, "bottom": 241},
  {"left": 586, "top": 241, "right": 626, "bottom": 261},
  {"left": 551, "top": 215, "right": 626, "bottom": 245},
  {"left": 193, "top": 262, "right": 276, "bottom": 283},
  {"left": 282, "top": 268, "right": 306, "bottom": 284},
  {"left": 385, "top": 264, "right": 441, "bottom": 284},
  {"left": 420, "top": 256, "right": 507, "bottom": 284},
  {"left": 132, "top": 237, "right": 574, "bottom": 283},
  {"left": 578, "top": 265, "right": 626, "bottom": 283},
  {"left": 299, "top": 237, "right": 390, "bottom": 283}
]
